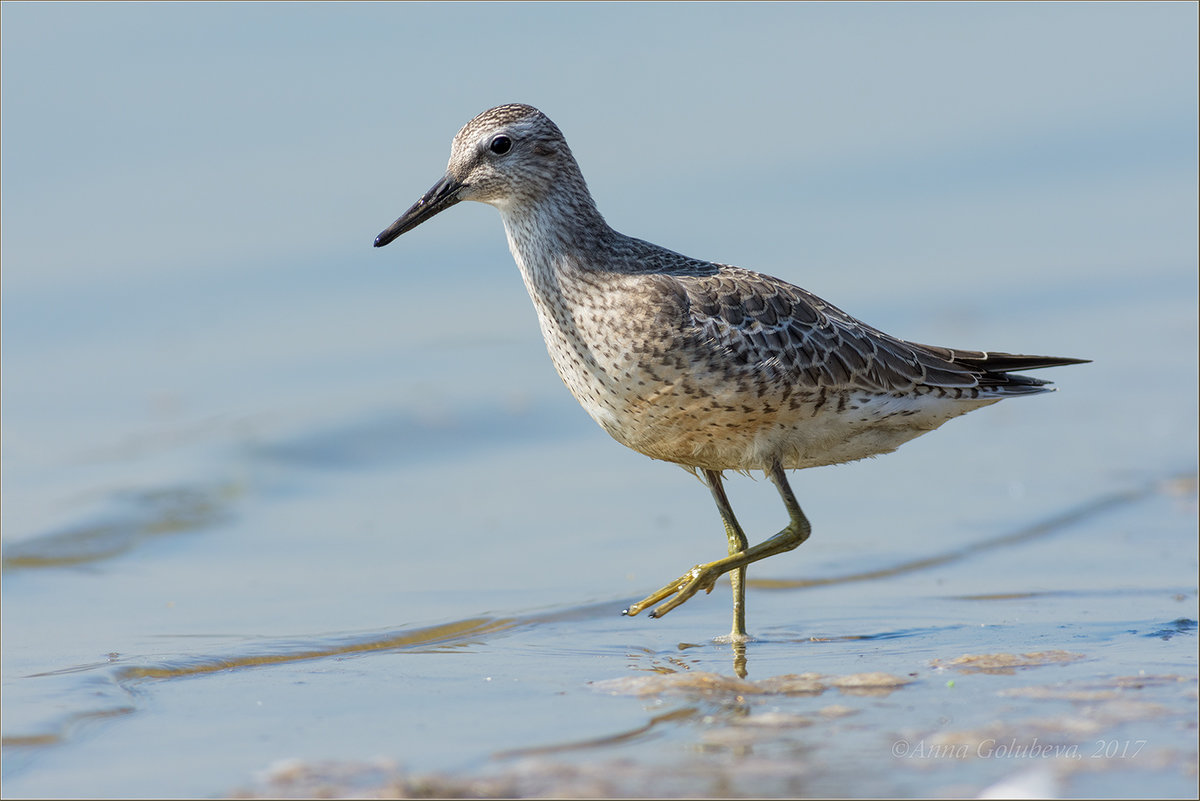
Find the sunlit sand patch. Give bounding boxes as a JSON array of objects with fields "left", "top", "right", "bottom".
[
  {"left": 932, "top": 650, "right": 1085, "bottom": 674},
  {"left": 828, "top": 672, "right": 916, "bottom": 696},
  {"left": 237, "top": 757, "right": 520, "bottom": 799},
  {"left": 592, "top": 671, "right": 762, "bottom": 696},
  {"left": 592, "top": 669, "right": 912, "bottom": 698},
  {"left": 817, "top": 704, "right": 857, "bottom": 719},
  {"left": 753, "top": 672, "right": 825, "bottom": 695},
  {"left": 237, "top": 753, "right": 818, "bottom": 799},
  {"left": 728, "top": 711, "right": 816, "bottom": 728}
]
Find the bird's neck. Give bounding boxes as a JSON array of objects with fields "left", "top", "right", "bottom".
[
  {"left": 497, "top": 182, "right": 615, "bottom": 299},
  {"left": 495, "top": 183, "right": 630, "bottom": 416}
]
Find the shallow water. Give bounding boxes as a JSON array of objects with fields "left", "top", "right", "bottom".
[{"left": 3, "top": 3, "right": 1197, "bottom": 798}]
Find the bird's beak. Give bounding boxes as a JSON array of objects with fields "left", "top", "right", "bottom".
[{"left": 374, "top": 174, "right": 465, "bottom": 247}]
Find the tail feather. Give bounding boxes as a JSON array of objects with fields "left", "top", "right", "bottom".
[
  {"left": 911, "top": 344, "right": 1089, "bottom": 395},
  {"left": 915, "top": 346, "right": 1091, "bottom": 373}
]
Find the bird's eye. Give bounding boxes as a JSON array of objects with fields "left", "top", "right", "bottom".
[{"left": 489, "top": 135, "right": 512, "bottom": 155}]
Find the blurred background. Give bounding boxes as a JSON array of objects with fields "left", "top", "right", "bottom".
[{"left": 3, "top": 3, "right": 1196, "bottom": 797}]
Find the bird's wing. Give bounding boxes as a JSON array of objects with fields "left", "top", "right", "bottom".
[{"left": 668, "top": 265, "right": 986, "bottom": 393}]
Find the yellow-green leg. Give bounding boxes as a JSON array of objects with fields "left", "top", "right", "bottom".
[
  {"left": 703, "top": 469, "right": 749, "bottom": 641},
  {"left": 623, "top": 462, "right": 811, "bottom": 625}
]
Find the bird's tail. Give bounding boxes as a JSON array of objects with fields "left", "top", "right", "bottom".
[{"left": 914, "top": 345, "right": 1090, "bottom": 395}]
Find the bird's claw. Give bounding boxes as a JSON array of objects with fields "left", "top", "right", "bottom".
[{"left": 624, "top": 564, "right": 721, "bottom": 620}]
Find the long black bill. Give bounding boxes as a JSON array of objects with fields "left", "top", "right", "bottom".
[{"left": 374, "top": 174, "right": 465, "bottom": 247}]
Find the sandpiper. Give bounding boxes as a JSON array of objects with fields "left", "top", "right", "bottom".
[{"left": 374, "top": 103, "right": 1086, "bottom": 640}]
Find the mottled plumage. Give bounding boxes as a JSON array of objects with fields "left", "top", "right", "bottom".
[{"left": 375, "top": 103, "right": 1086, "bottom": 640}]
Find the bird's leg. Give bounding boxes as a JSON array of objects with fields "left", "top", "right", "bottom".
[
  {"left": 623, "top": 462, "right": 811, "bottom": 623},
  {"left": 703, "top": 469, "right": 749, "bottom": 641}
]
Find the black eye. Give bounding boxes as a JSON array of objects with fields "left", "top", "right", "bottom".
[{"left": 489, "top": 135, "right": 512, "bottom": 155}]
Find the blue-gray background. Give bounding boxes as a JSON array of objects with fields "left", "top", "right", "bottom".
[{"left": 3, "top": 3, "right": 1196, "bottom": 797}]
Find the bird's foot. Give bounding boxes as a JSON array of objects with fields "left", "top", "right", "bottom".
[{"left": 622, "top": 563, "right": 722, "bottom": 620}]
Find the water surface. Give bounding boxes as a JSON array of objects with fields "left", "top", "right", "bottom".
[{"left": 3, "top": 3, "right": 1197, "bottom": 797}]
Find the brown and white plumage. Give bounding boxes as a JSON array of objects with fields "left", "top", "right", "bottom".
[{"left": 374, "top": 103, "right": 1086, "bottom": 642}]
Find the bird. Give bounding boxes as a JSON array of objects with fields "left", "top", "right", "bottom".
[{"left": 373, "top": 103, "right": 1086, "bottom": 641}]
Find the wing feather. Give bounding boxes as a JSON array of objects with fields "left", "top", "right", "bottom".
[{"left": 667, "top": 265, "right": 1084, "bottom": 395}]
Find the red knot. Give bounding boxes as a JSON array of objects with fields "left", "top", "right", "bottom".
[{"left": 374, "top": 103, "right": 1087, "bottom": 641}]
